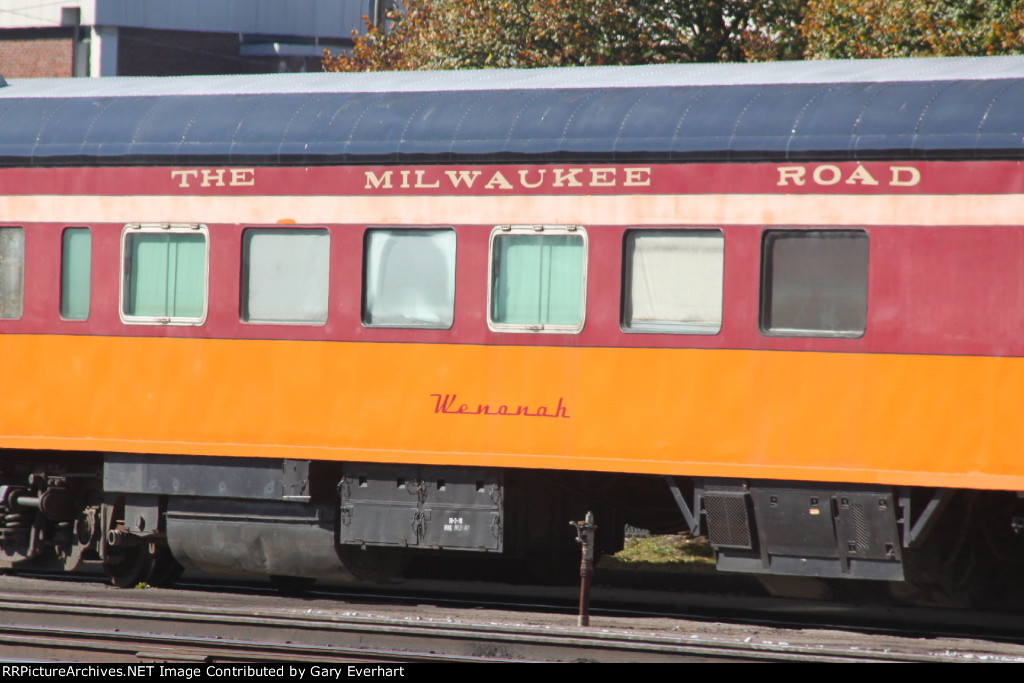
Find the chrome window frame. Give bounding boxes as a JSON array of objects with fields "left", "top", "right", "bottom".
[
  {"left": 119, "top": 222, "right": 210, "bottom": 326},
  {"left": 486, "top": 224, "right": 588, "bottom": 334}
]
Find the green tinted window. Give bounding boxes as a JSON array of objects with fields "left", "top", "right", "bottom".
[
  {"left": 123, "top": 228, "right": 207, "bottom": 321},
  {"left": 61, "top": 228, "right": 91, "bottom": 320},
  {"left": 490, "top": 229, "right": 585, "bottom": 330}
]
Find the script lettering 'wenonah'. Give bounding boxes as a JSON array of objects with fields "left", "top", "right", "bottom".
[{"left": 430, "top": 393, "right": 569, "bottom": 419}]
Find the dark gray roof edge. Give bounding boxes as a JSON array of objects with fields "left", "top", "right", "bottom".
[
  {"left": 0, "top": 145, "right": 1015, "bottom": 169},
  {"left": 1, "top": 59, "right": 1023, "bottom": 167},
  {"left": 4, "top": 56, "right": 1024, "bottom": 99}
]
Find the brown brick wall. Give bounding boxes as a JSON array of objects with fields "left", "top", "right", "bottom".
[
  {"left": 0, "top": 34, "right": 74, "bottom": 78},
  {"left": 117, "top": 27, "right": 254, "bottom": 76},
  {"left": 118, "top": 28, "right": 347, "bottom": 75}
]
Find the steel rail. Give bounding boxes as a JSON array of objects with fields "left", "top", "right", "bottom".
[{"left": 0, "top": 592, "right": 997, "bottom": 663}]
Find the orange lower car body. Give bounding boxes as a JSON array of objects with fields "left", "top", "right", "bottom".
[{"left": 1, "top": 333, "right": 1018, "bottom": 492}]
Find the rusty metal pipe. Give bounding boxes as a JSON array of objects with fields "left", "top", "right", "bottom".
[{"left": 571, "top": 511, "right": 596, "bottom": 627}]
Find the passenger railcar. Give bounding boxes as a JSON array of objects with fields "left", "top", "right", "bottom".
[{"left": 1, "top": 57, "right": 1024, "bottom": 599}]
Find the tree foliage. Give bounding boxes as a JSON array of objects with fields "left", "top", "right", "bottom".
[
  {"left": 322, "top": 0, "right": 1024, "bottom": 71},
  {"left": 803, "top": 0, "right": 1024, "bottom": 58},
  {"left": 323, "top": 0, "right": 807, "bottom": 71}
]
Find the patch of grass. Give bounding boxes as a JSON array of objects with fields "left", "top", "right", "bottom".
[{"left": 602, "top": 533, "right": 715, "bottom": 572}]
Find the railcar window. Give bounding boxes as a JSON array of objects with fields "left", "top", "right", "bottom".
[
  {"left": 622, "top": 230, "right": 723, "bottom": 334},
  {"left": 363, "top": 228, "right": 455, "bottom": 329},
  {"left": 0, "top": 227, "right": 24, "bottom": 319},
  {"left": 60, "top": 227, "right": 91, "bottom": 320},
  {"left": 488, "top": 225, "right": 586, "bottom": 333},
  {"left": 120, "top": 224, "right": 208, "bottom": 325},
  {"left": 241, "top": 228, "right": 329, "bottom": 324},
  {"left": 760, "top": 230, "right": 868, "bottom": 337}
]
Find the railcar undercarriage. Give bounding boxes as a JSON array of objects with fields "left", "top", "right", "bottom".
[
  {"left": 0, "top": 452, "right": 666, "bottom": 587},
  {"left": 678, "top": 479, "right": 1024, "bottom": 607},
  {"left": 2, "top": 450, "right": 1023, "bottom": 607}
]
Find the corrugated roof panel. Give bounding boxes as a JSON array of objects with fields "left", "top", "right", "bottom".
[
  {"left": 561, "top": 88, "right": 647, "bottom": 152},
  {"left": 393, "top": 91, "right": 468, "bottom": 157},
  {"left": 450, "top": 92, "right": 539, "bottom": 158},
  {"left": 972, "top": 80, "right": 1024, "bottom": 135},
  {"left": 728, "top": 85, "right": 825, "bottom": 158},
  {"left": 0, "top": 58, "right": 1022, "bottom": 166},
  {"left": 668, "top": 86, "right": 765, "bottom": 157},
  {"left": 507, "top": 89, "right": 603, "bottom": 153},
  {"left": 610, "top": 88, "right": 705, "bottom": 156}
]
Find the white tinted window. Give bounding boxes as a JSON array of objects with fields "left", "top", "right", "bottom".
[
  {"left": 623, "top": 230, "right": 723, "bottom": 334},
  {"left": 0, "top": 227, "right": 24, "bottom": 320},
  {"left": 242, "top": 228, "right": 330, "bottom": 324},
  {"left": 363, "top": 228, "right": 455, "bottom": 329}
]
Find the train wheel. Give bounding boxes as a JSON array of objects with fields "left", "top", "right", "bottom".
[
  {"left": 104, "top": 546, "right": 154, "bottom": 588},
  {"left": 145, "top": 546, "right": 185, "bottom": 588},
  {"left": 894, "top": 491, "right": 996, "bottom": 608}
]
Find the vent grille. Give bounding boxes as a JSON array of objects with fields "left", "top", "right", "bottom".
[
  {"left": 852, "top": 503, "right": 869, "bottom": 554},
  {"left": 704, "top": 494, "right": 753, "bottom": 550}
]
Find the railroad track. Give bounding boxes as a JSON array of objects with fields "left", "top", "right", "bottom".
[
  {"left": 0, "top": 576, "right": 1023, "bottom": 662},
  {"left": 0, "top": 593, "right": 975, "bottom": 663}
]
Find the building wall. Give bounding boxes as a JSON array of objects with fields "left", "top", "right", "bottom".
[
  {"left": 0, "top": 1, "right": 362, "bottom": 77},
  {"left": 0, "top": 1, "right": 368, "bottom": 39},
  {"left": 0, "top": 29, "right": 74, "bottom": 77},
  {"left": 114, "top": 27, "right": 346, "bottom": 76},
  {"left": 96, "top": 0, "right": 368, "bottom": 39},
  {"left": 0, "top": 1, "right": 97, "bottom": 28},
  {"left": 116, "top": 27, "right": 253, "bottom": 76}
]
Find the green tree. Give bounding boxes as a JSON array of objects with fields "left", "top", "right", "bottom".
[
  {"left": 803, "top": 0, "right": 1024, "bottom": 58},
  {"left": 323, "top": 0, "right": 808, "bottom": 71},
  {"left": 631, "top": 0, "right": 807, "bottom": 62}
]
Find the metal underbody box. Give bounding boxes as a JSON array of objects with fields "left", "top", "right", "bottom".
[
  {"left": 338, "top": 463, "right": 503, "bottom": 552},
  {"left": 697, "top": 480, "right": 904, "bottom": 581}
]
